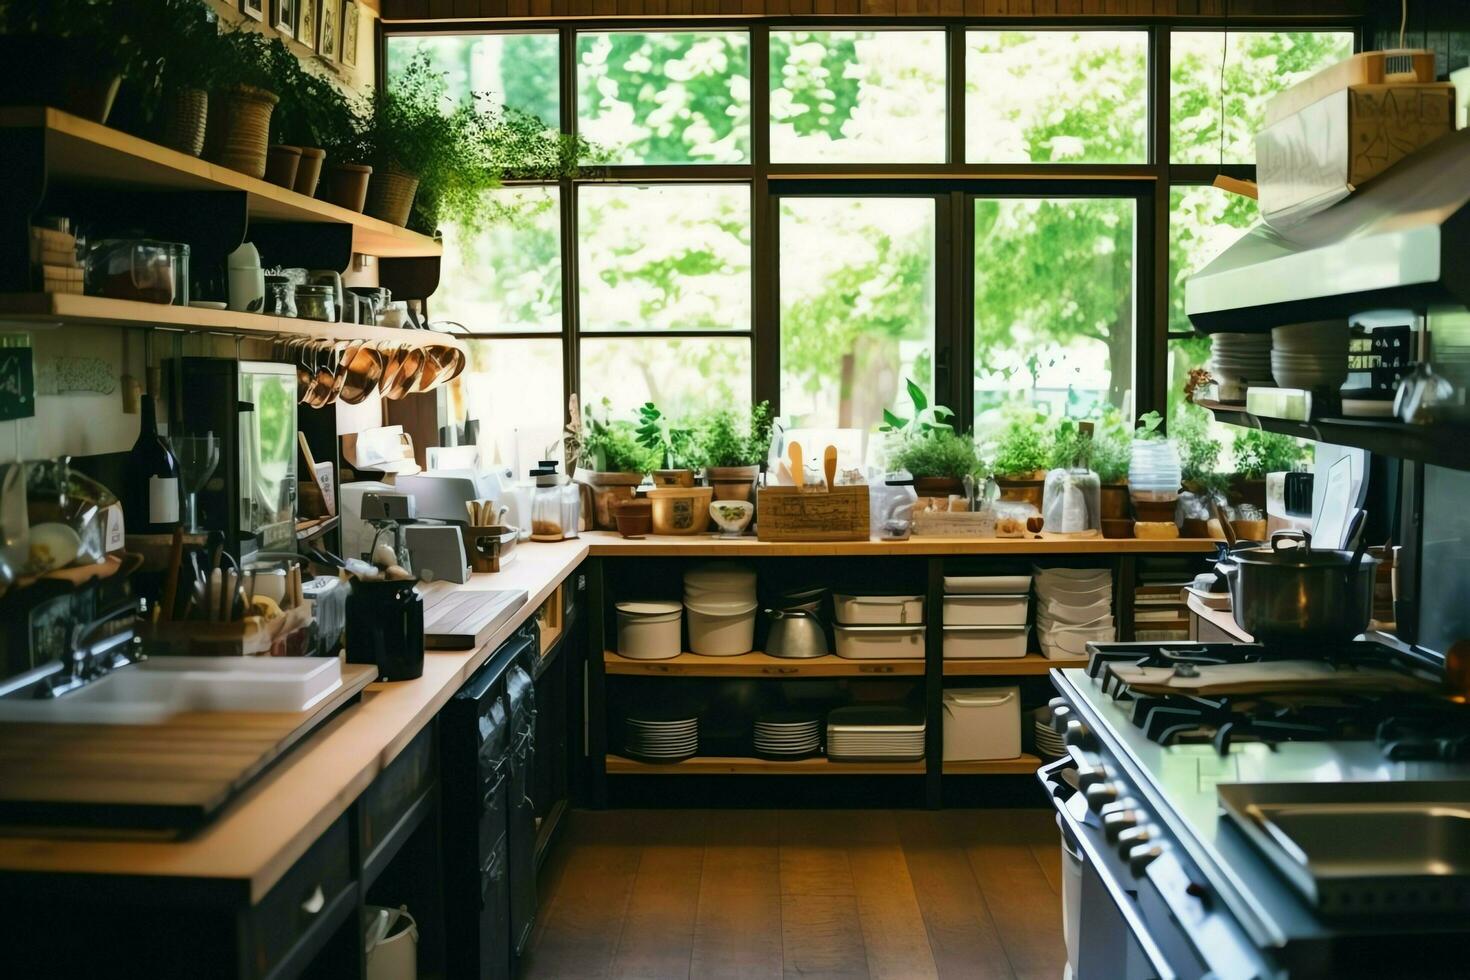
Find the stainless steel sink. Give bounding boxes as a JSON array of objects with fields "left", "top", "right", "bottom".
[{"left": 1220, "top": 781, "right": 1470, "bottom": 919}]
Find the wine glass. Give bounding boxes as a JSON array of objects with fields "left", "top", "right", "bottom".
[{"left": 169, "top": 433, "right": 220, "bottom": 533}]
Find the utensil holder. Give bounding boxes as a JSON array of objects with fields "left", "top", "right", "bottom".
[{"left": 462, "top": 525, "right": 517, "bottom": 573}]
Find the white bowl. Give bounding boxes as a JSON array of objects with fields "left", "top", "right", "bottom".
[{"left": 708, "top": 500, "right": 754, "bottom": 536}]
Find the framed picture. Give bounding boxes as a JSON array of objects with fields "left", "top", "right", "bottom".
[
  {"left": 241, "top": 0, "right": 264, "bottom": 21},
  {"left": 341, "top": 1, "right": 361, "bottom": 68},
  {"left": 272, "top": 0, "right": 296, "bottom": 39},
  {"left": 297, "top": 0, "right": 317, "bottom": 52},
  {"left": 317, "top": 0, "right": 340, "bottom": 63}
]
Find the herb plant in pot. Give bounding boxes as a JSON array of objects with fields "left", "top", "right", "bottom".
[
  {"left": 1090, "top": 411, "right": 1133, "bottom": 534},
  {"left": 0, "top": 0, "right": 145, "bottom": 124},
  {"left": 636, "top": 402, "right": 699, "bottom": 488},
  {"left": 987, "top": 408, "right": 1050, "bottom": 509},
  {"left": 1230, "top": 429, "right": 1306, "bottom": 511},
  {"left": 1173, "top": 405, "right": 1227, "bottom": 538},
  {"left": 577, "top": 401, "right": 658, "bottom": 531},
  {"left": 879, "top": 380, "right": 969, "bottom": 498},
  {"left": 262, "top": 40, "right": 354, "bottom": 194},
  {"left": 204, "top": 29, "right": 280, "bottom": 180},
  {"left": 697, "top": 401, "right": 774, "bottom": 506},
  {"left": 131, "top": 0, "right": 220, "bottom": 157}
]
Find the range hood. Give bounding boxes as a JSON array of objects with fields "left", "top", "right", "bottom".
[{"left": 1186, "top": 127, "right": 1470, "bottom": 334}]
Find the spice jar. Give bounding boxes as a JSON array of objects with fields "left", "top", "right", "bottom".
[
  {"left": 294, "top": 284, "right": 337, "bottom": 322},
  {"left": 530, "top": 467, "right": 564, "bottom": 541}
]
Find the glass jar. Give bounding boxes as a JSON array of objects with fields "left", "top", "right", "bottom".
[
  {"left": 561, "top": 482, "right": 581, "bottom": 539},
  {"left": 294, "top": 284, "right": 336, "bottom": 322},
  {"left": 1128, "top": 438, "right": 1181, "bottom": 502},
  {"left": 1042, "top": 467, "right": 1101, "bottom": 533},
  {"left": 264, "top": 276, "right": 297, "bottom": 317},
  {"left": 530, "top": 468, "right": 564, "bottom": 541},
  {"left": 869, "top": 474, "right": 918, "bottom": 541}
]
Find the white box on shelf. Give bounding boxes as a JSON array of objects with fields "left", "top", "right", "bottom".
[
  {"left": 943, "top": 593, "right": 1029, "bottom": 627},
  {"left": 942, "top": 625, "right": 1028, "bottom": 659},
  {"left": 832, "top": 594, "right": 924, "bottom": 625},
  {"left": 942, "top": 686, "right": 1022, "bottom": 761},
  {"left": 833, "top": 624, "right": 926, "bottom": 659}
]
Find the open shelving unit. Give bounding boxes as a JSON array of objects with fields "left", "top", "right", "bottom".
[
  {"left": 606, "top": 754, "right": 926, "bottom": 776},
  {"left": 941, "top": 754, "right": 1044, "bottom": 776},
  {"left": 603, "top": 650, "right": 925, "bottom": 677},
  {"left": 941, "top": 654, "right": 1064, "bottom": 676}
]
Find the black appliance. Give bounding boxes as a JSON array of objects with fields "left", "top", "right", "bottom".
[
  {"left": 345, "top": 580, "right": 424, "bottom": 682},
  {"left": 441, "top": 621, "right": 538, "bottom": 980}
]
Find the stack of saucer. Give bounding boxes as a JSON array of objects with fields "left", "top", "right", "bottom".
[
  {"left": 1210, "top": 332, "right": 1273, "bottom": 402},
  {"left": 826, "top": 705, "right": 925, "bottom": 762},
  {"left": 753, "top": 710, "right": 821, "bottom": 760},
  {"left": 1033, "top": 706, "right": 1066, "bottom": 760},
  {"left": 1270, "top": 321, "right": 1348, "bottom": 391},
  {"left": 624, "top": 709, "right": 699, "bottom": 762}
]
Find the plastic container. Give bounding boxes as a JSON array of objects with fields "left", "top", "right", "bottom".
[
  {"left": 944, "top": 575, "right": 1031, "bottom": 595},
  {"left": 941, "top": 686, "right": 1021, "bottom": 761},
  {"left": 832, "top": 594, "right": 924, "bottom": 625},
  {"left": 684, "top": 563, "right": 758, "bottom": 597},
  {"left": 1039, "top": 625, "right": 1115, "bottom": 660},
  {"left": 615, "top": 601, "right": 683, "bottom": 660},
  {"left": 869, "top": 475, "right": 918, "bottom": 540},
  {"left": 943, "top": 594, "right": 1029, "bottom": 627},
  {"left": 1128, "top": 439, "right": 1181, "bottom": 500},
  {"left": 833, "top": 624, "right": 925, "bottom": 659},
  {"left": 685, "top": 598, "right": 757, "bottom": 657},
  {"left": 365, "top": 905, "right": 418, "bottom": 980},
  {"left": 1042, "top": 468, "right": 1101, "bottom": 533},
  {"left": 1037, "top": 596, "right": 1112, "bottom": 625},
  {"left": 530, "top": 468, "right": 564, "bottom": 541},
  {"left": 942, "top": 625, "right": 1028, "bottom": 659},
  {"left": 648, "top": 486, "right": 714, "bottom": 535}
]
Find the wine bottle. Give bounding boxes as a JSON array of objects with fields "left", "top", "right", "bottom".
[{"left": 125, "top": 393, "right": 180, "bottom": 535}]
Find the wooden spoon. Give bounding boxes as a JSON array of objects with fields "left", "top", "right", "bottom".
[
  {"left": 823, "top": 445, "right": 837, "bottom": 490},
  {"left": 788, "top": 441, "right": 804, "bottom": 489},
  {"left": 1211, "top": 499, "right": 1236, "bottom": 548}
]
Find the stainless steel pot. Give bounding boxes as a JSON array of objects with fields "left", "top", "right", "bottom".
[
  {"left": 763, "top": 607, "right": 829, "bottom": 659},
  {"left": 1220, "top": 529, "right": 1379, "bottom": 645}
]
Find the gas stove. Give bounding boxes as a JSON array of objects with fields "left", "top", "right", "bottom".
[
  {"left": 1044, "top": 641, "right": 1470, "bottom": 979},
  {"left": 1083, "top": 640, "right": 1467, "bottom": 759}
]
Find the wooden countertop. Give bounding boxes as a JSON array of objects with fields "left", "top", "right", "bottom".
[
  {"left": 0, "top": 539, "right": 587, "bottom": 903},
  {"left": 581, "top": 530, "right": 1218, "bottom": 556}
]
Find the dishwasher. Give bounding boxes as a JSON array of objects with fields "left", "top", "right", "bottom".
[{"left": 441, "top": 620, "right": 539, "bottom": 980}]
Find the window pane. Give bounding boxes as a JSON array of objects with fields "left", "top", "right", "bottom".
[
  {"left": 973, "top": 198, "right": 1135, "bottom": 420},
  {"left": 580, "top": 337, "right": 750, "bottom": 419},
  {"left": 770, "top": 31, "right": 946, "bottom": 163},
  {"left": 385, "top": 33, "right": 559, "bottom": 124},
  {"left": 435, "top": 187, "right": 561, "bottom": 333},
  {"left": 778, "top": 198, "right": 935, "bottom": 431},
  {"left": 454, "top": 338, "right": 564, "bottom": 478},
  {"left": 1168, "top": 185, "right": 1259, "bottom": 333},
  {"left": 578, "top": 184, "right": 751, "bottom": 332},
  {"left": 1169, "top": 31, "right": 1354, "bottom": 164},
  {"left": 965, "top": 31, "right": 1147, "bottom": 164},
  {"left": 577, "top": 31, "right": 751, "bottom": 164}
]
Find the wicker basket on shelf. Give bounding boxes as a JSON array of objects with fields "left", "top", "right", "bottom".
[
  {"left": 214, "top": 84, "right": 279, "bottom": 179},
  {"left": 364, "top": 167, "right": 420, "bottom": 227},
  {"left": 160, "top": 87, "right": 208, "bottom": 157}
]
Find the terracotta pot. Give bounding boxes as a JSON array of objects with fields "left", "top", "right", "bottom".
[
  {"left": 160, "top": 87, "right": 208, "bottom": 157},
  {"left": 913, "top": 476, "right": 964, "bottom": 500},
  {"left": 706, "top": 465, "right": 759, "bottom": 505},
  {"left": 320, "top": 162, "right": 373, "bottom": 212},
  {"left": 264, "top": 144, "right": 302, "bottom": 189},
  {"left": 1101, "top": 518, "right": 1135, "bottom": 539},
  {"left": 653, "top": 469, "right": 695, "bottom": 488},
  {"left": 613, "top": 499, "right": 652, "bottom": 539},
  {"left": 215, "top": 84, "right": 278, "bottom": 179},
  {"left": 365, "top": 167, "right": 420, "bottom": 227},
  {"left": 0, "top": 37, "right": 120, "bottom": 123},
  {"left": 1100, "top": 484, "right": 1130, "bottom": 519},
  {"left": 582, "top": 471, "right": 644, "bottom": 530},
  {"left": 294, "top": 147, "right": 326, "bottom": 197},
  {"left": 995, "top": 476, "right": 1045, "bottom": 511}
]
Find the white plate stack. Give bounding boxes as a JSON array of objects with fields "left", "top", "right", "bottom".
[
  {"left": 1270, "top": 320, "right": 1349, "bottom": 391},
  {"left": 1034, "top": 567, "right": 1114, "bottom": 661},
  {"left": 624, "top": 710, "right": 699, "bottom": 762},
  {"left": 753, "top": 710, "right": 821, "bottom": 759},
  {"left": 684, "top": 563, "right": 758, "bottom": 656},
  {"left": 826, "top": 706, "right": 925, "bottom": 762},
  {"left": 1209, "top": 332, "right": 1273, "bottom": 402},
  {"left": 1033, "top": 705, "right": 1066, "bottom": 760}
]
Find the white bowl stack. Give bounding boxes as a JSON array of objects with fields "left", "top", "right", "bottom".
[
  {"left": 1034, "top": 567, "right": 1114, "bottom": 661},
  {"left": 1270, "top": 320, "right": 1349, "bottom": 391},
  {"left": 684, "top": 563, "right": 758, "bottom": 657},
  {"left": 1209, "top": 332, "right": 1273, "bottom": 402}
]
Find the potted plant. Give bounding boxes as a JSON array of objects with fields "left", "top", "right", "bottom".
[
  {"left": 697, "top": 401, "right": 774, "bottom": 506},
  {"left": 890, "top": 429, "right": 979, "bottom": 500},
  {"left": 577, "top": 400, "right": 658, "bottom": 530},
  {"left": 0, "top": 0, "right": 148, "bottom": 123},
  {"left": 266, "top": 40, "right": 354, "bottom": 195},
  {"left": 987, "top": 408, "right": 1050, "bottom": 509},
  {"left": 1231, "top": 429, "right": 1307, "bottom": 511},
  {"left": 1091, "top": 413, "right": 1133, "bottom": 522},
  {"left": 201, "top": 28, "right": 280, "bottom": 180},
  {"left": 1173, "top": 405, "right": 1228, "bottom": 537},
  {"left": 126, "top": 0, "right": 220, "bottom": 157},
  {"left": 636, "top": 402, "right": 700, "bottom": 487}
]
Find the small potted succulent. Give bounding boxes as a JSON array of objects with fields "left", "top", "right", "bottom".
[
  {"left": 636, "top": 402, "right": 700, "bottom": 488},
  {"left": 577, "top": 400, "right": 658, "bottom": 530},
  {"left": 697, "top": 401, "right": 775, "bottom": 506}
]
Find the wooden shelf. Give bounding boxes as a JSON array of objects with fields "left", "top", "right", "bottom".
[
  {"left": 942, "top": 754, "right": 1043, "bottom": 775},
  {"left": 1196, "top": 398, "right": 1470, "bottom": 472},
  {"left": 606, "top": 754, "right": 925, "bottom": 775},
  {"left": 603, "top": 650, "right": 924, "bottom": 677},
  {"left": 941, "top": 655, "right": 1067, "bottom": 676},
  {"left": 0, "top": 292, "right": 466, "bottom": 350},
  {"left": 584, "top": 530, "right": 1218, "bottom": 556},
  {"left": 1, "top": 107, "right": 441, "bottom": 259}
]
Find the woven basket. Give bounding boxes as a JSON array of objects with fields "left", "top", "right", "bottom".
[
  {"left": 216, "top": 84, "right": 279, "bottom": 180},
  {"left": 364, "top": 168, "right": 420, "bottom": 227},
  {"left": 295, "top": 147, "right": 326, "bottom": 197},
  {"left": 265, "top": 144, "right": 302, "bottom": 189},
  {"left": 160, "top": 87, "right": 208, "bottom": 157}
]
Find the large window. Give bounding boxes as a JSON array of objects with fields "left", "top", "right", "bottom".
[{"left": 389, "top": 22, "right": 1359, "bottom": 459}]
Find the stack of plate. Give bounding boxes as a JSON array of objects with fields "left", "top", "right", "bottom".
[
  {"left": 753, "top": 710, "right": 821, "bottom": 759},
  {"left": 1033, "top": 706, "right": 1066, "bottom": 760},
  {"left": 624, "top": 709, "right": 699, "bottom": 762},
  {"left": 826, "top": 705, "right": 925, "bottom": 762},
  {"left": 1034, "top": 567, "right": 1115, "bottom": 661},
  {"left": 1210, "top": 332, "right": 1273, "bottom": 402},
  {"left": 1270, "top": 320, "right": 1349, "bottom": 391}
]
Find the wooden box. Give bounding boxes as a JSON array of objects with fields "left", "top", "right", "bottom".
[{"left": 756, "top": 485, "right": 869, "bottom": 542}]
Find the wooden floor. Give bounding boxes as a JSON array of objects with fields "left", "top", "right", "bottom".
[{"left": 521, "top": 808, "right": 1066, "bottom": 980}]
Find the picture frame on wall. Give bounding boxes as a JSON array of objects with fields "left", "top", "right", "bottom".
[
  {"left": 272, "top": 0, "right": 296, "bottom": 39},
  {"left": 317, "top": 0, "right": 340, "bottom": 63},
  {"left": 297, "top": 0, "right": 317, "bottom": 52},
  {"left": 240, "top": 0, "right": 264, "bottom": 21},
  {"left": 341, "top": 1, "right": 361, "bottom": 68}
]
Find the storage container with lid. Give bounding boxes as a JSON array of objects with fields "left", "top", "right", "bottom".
[
  {"left": 685, "top": 597, "right": 757, "bottom": 656},
  {"left": 942, "top": 593, "right": 1029, "bottom": 627},
  {"left": 833, "top": 623, "right": 925, "bottom": 659},
  {"left": 942, "top": 625, "right": 1028, "bottom": 659},
  {"left": 833, "top": 593, "right": 924, "bottom": 625},
  {"left": 869, "top": 474, "right": 918, "bottom": 540},
  {"left": 615, "top": 601, "right": 683, "bottom": 660},
  {"left": 941, "top": 686, "right": 1021, "bottom": 761},
  {"left": 529, "top": 467, "right": 564, "bottom": 541}
]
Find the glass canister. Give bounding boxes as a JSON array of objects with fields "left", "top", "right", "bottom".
[
  {"left": 870, "top": 473, "right": 918, "bottom": 541},
  {"left": 85, "top": 239, "right": 189, "bottom": 305},
  {"left": 530, "top": 468, "right": 564, "bottom": 541},
  {"left": 294, "top": 284, "right": 336, "bottom": 322},
  {"left": 264, "top": 276, "right": 297, "bottom": 317},
  {"left": 1042, "top": 467, "right": 1101, "bottom": 533},
  {"left": 560, "top": 482, "right": 581, "bottom": 539}
]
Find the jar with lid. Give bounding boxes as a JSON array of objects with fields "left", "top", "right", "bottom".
[
  {"left": 294, "top": 284, "right": 337, "bottom": 322},
  {"left": 870, "top": 472, "right": 918, "bottom": 541},
  {"left": 530, "top": 467, "right": 564, "bottom": 541}
]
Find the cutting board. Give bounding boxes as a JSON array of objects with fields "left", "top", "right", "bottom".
[
  {"left": 1110, "top": 659, "right": 1436, "bottom": 697},
  {"left": 420, "top": 585, "right": 527, "bottom": 650},
  {"left": 0, "top": 663, "right": 375, "bottom": 836}
]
